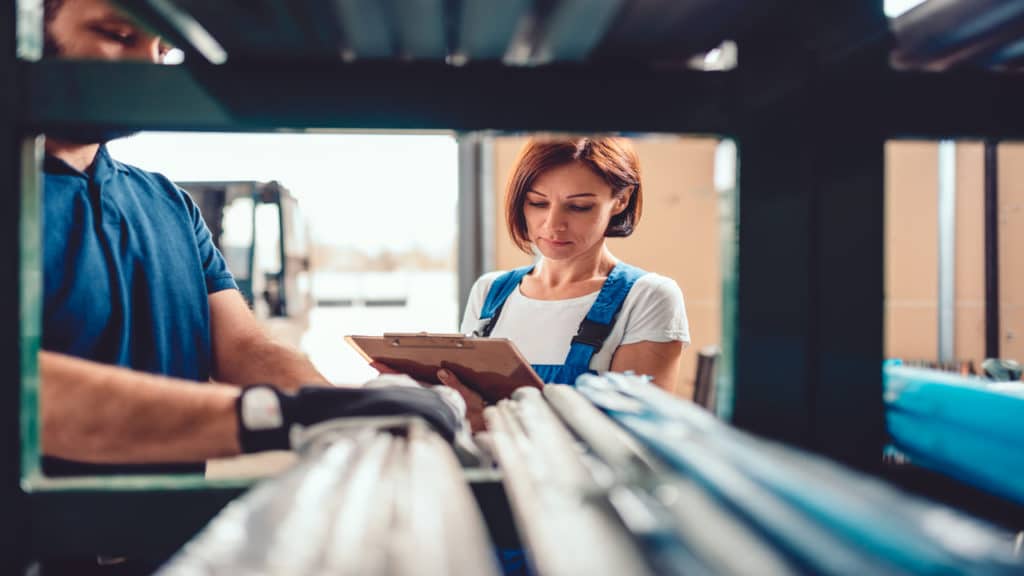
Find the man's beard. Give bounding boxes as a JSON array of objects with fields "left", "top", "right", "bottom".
[
  {"left": 43, "top": 25, "right": 138, "bottom": 144},
  {"left": 43, "top": 20, "right": 62, "bottom": 58},
  {"left": 46, "top": 128, "right": 139, "bottom": 145}
]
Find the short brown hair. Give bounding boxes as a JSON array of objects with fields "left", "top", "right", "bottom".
[
  {"left": 504, "top": 137, "right": 643, "bottom": 253},
  {"left": 43, "top": 0, "right": 66, "bottom": 57},
  {"left": 44, "top": 0, "right": 64, "bottom": 20}
]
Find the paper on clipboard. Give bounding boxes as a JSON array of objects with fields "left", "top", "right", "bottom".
[{"left": 345, "top": 333, "right": 543, "bottom": 402}]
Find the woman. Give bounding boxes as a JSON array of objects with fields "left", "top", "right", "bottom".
[{"left": 440, "top": 137, "right": 689, "bottom": 419}]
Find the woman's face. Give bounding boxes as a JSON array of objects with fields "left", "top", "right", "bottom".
[{"left": 524, "top": 162, "right": 629, "bottom": 262}]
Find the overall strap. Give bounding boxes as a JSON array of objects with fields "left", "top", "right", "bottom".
[
  {"left": 563, "top": 262, "right": 648, "bottom": 369},
  {"left": 474, "top": 265, "right": 534, "bottom": 337}
]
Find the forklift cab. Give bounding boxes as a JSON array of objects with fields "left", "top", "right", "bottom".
[{"left": 178, "top": 181, "right": 313, "bottom": 326}]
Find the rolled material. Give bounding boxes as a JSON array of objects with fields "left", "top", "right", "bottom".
[
  {"left": 157, "top": 417, "right": 499, "bottom": 576},
  {"left": 484, "top": 387, "right": 653, "bottom": 576},
  {"left": 891, "top": 0, "right": 1024, "bottom": 70},
  {"left": 884, "top": 362, "right": 1024, "bottom": 506},
  {"left": 576, "top": 372, "right": 1024, "bottom": 575},
  {"left": 544, "top": 384, "right": 798, "bottom": 576}
]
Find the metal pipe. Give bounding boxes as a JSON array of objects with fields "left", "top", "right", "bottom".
[
  {"left": 157, "top": 420, "right": 499, "bottom": 576},
  {"left": 891, "top": 0, "right": 1024, "bottom": 70},
  {"left": 937, "top": 140, "right": 956, "bottom": 363},
  {"left": 543, "top": 384, "right": 659, "bottom": 483},
  {"left": 484, "top": 390, "right": 653, "bottom": 576},
  {"left": 577, "top": 373, "right": 1024, "bottom": 573},
  {"left": 544, "top": 384, "right": 798, "bottom": 576}
]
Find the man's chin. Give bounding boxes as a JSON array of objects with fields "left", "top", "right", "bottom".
[{"left": 46, "top": 129, "right": 138, "bottom": 145}]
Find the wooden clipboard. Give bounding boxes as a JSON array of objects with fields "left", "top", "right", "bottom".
[{"left": 345, "top": 333, "right": 543, "bottom": 402}]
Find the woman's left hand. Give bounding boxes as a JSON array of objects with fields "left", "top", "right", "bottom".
[
  {"left": 370, "top": 361, "right": 487, "bottom": 431},
  {"left": 370, "top": 361, "right": 400, "bottom": 375},
  {"left": 436, "top": 369, "right": 487, "bottom": 432}
]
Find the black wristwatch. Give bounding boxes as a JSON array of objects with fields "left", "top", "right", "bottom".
[{"left": 236, "top": 385, "right": 292, "bottom": 452}]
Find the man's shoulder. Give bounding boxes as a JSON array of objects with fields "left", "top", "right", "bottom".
[
  {"left": 112, "top": 159, "right": 193, "bottom": 204},
  {"left": 114, "top": 159, "right": 174, "bottom": 189}
]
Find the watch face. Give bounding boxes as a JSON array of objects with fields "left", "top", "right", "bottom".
[{"left": 242, "top": 387, "right": 284, "bottom": 430}]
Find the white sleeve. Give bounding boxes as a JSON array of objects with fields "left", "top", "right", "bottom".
[
  {"left": 619, "top": 275, "right": 690, "bottom": 346},
  {"left": 459, "top": 273, "right": 499, "bottom": 335}
]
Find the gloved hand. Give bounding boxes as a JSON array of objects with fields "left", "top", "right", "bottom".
[
  {"left": 236, "top": 378, "right": 461, "bottom": 453},
  {"left": 364, "top": 372, "right": 468, "bottom": 424}
]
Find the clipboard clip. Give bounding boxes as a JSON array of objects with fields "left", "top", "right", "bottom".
[{"left": 383, "top": 332, "right": 475, "bottom": 349}]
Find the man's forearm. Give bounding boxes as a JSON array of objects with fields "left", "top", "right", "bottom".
[
  {"left": 40, "top": 351, "right": 242, "bottom": 464},
  {"left": 208, "top": 290, "right": 330, "bottom": 390},
  {"left": 214, "top": 334, "right": 329, "bottom": 391}
]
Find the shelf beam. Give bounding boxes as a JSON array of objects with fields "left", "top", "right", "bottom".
[
  {"left": 22, "top": 60, "right": 1024, "bottom": 139},
  {"left": 28, "top": 487, "right": 245, "bottom": 559},
  {"left": 883, "top": 70, "right": 1024, "bottom": 139},
  {"left": 21, "top": 60, "right": 736, "bottom": 134}
]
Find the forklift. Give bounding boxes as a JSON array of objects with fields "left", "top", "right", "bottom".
[{"left": 178, "top": 180, "right": 313, "bottom": 346}]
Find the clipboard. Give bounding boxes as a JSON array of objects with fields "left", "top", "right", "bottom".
[{"left": 345, "top": 333, "right": 544, "bottom": 402}]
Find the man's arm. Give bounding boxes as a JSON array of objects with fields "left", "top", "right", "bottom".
[
  {"left": 40, "top": 351, "right": 242, "bottom": 464},
  {"left": 208, "top": 289, "right": 329, "bottom": 390}
]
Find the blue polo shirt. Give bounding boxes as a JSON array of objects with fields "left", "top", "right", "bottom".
[{"left": 43, "top": 145, "right": 237, "bottom": 382}]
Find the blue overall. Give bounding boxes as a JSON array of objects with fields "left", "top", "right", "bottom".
[
  {"left": 475, "top": 262, "right": 647, "bottom": 385},
  {"left": 476, "top": 262, "right": 646, "bottom": 575}
]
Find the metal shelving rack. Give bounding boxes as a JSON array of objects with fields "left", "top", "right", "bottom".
[{"left": 4, "top": 0, "right": 1023, "bottom": 571}]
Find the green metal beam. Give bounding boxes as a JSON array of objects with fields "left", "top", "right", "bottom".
[
  {"left": 28, "top": 486, "right": 246, "bottom": 559},
  {"left": 4, "top": 0, "right": 27, "bottom": 573},
  {"left": 455, "top": 0, "right": 530, "bottom": 61},
  {"left": 732, "top": 0, "right": 889, "bottom": 471},
  {"left": 21, "top": 60, "right": 737, "bottom": 134}
]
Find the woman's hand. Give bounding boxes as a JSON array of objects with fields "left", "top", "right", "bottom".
[
  {"left": 436, "top": 369, "right": 487, "bottom": 432},
  {"left": 371, "top": 361, "right": 486, "bottom": 432},
  {"left": 370, "top": 361, "right": 400, "bottom": 375}
]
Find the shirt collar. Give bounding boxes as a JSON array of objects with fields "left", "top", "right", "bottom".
[{"left": 43, "top": 144, "right": 130, "bottom": 183}]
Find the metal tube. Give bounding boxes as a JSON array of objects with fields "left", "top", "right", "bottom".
[
  {"left": 485, "top": 392, "right": 654, "bottom": 576},
  {"left": 937, "top": 140, "right": 956, "bottom": 364},
  {"left": 322, "top": 434, "right": 395, "bottom": 574},
  {"left": 543, "top": 384, "right": 658, "bottom": 483},
  {"left": 545, "top": 384, "right": 798, "bottom": 576},
  {"left": 891, "top": 0, "right": 1024, "bottom": 70},
  {"left": 158, "top": 422, "right": 498, "bottom": 576}
]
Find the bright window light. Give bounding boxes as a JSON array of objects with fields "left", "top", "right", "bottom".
[
  {"left": 885, "top": 0, "right": 929, "bottom": 18},
  {"left": 163, "top": 47, "right": 185, "bottom": 65},
  {"left": 703, "top": 48, "right": 722, "bottom": 66}
]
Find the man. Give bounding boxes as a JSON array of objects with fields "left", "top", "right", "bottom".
[
  {"left": 42, "top": 352, "right": 459, "bottom": 464},
  {"left": 30, "top": 2, "right": 463, "bottom": 574},
  {"left": 43, "top": 0, "right": 324, "bottom": 391},
  {"left": 38, "top": 0, "right": 461, "bottom": 470}
]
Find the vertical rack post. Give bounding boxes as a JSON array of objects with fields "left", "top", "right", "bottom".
[
  {"left": 3, "top": 1, "right": 27, "bottom": 573},
  {"left": 732, "top": 0, "right": 888, "bottom": 471},
  {"left": 457, "top": 133, "right": 494, "bottom": 320},
  {"left": 983, "top": 140, "right": 999, "bottom": 360}
]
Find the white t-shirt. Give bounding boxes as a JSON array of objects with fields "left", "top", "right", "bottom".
[{"left": 460, "top": 270, "right": 690, "bottom": 372}]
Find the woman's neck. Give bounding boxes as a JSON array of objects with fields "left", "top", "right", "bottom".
[{"left": 533, "top": 244, "right": 617, "bottom": 290}]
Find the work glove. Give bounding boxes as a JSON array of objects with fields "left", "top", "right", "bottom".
[{"left": 236, "top": 375, "right": 461, "bottom": 453}]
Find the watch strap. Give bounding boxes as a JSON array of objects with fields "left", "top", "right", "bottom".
[{"left": 236, "top": 385, "right": 293, "bottom": 453}]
